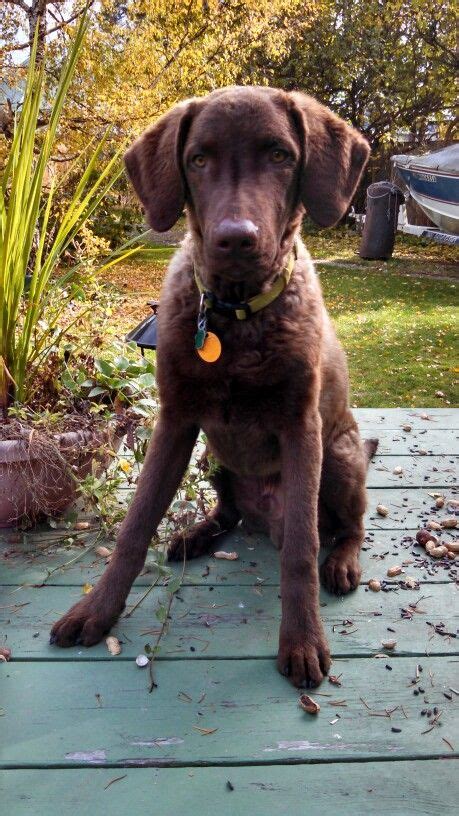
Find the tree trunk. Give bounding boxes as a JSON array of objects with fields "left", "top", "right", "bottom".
[{"left": 28, "top": 0, "right": 48, "bottom": 63}]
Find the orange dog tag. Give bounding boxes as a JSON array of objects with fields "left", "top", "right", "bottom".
[{"left": 197, "top": 331, "right": 222, "bottom": 363}]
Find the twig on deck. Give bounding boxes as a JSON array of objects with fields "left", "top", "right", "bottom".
[
  {"left": 148, "top": 550, "right": 187, "bottom": 693},
  {"left": 123, "top": 576, "right": 160, "bottom": 618},
  {"left": 41, "top": 531, "right": 104, "bottom": 583},
  {"left": 104, "top": 775, "right": 127, "bottom": 790}
]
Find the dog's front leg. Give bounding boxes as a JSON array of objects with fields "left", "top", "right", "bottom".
[
  {"left": 50, "top": 413, "right": 198, "bottom": 647},
  {"left": 277, "top": 410, "right": 331, "bottom": 688}
]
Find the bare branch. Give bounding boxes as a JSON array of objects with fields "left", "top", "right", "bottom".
[
  {"left": 1, "top": 1, "right": 94, "bottom": 53},
  {"left": 6, "top": 0, "right": 30, "bottom": 12}
]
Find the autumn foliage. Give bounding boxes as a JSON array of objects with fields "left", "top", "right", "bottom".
[{"left": 1, "top": 1, "right": 455, "bottom": 161}]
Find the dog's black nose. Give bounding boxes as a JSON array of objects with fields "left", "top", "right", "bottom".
[{"left": 213, "top": 219, "right": 258, "bottom": 255}]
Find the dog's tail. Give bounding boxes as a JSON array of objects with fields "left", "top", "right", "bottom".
[{"left": 364, "top": 437, "right": 379, "bottom": 467}]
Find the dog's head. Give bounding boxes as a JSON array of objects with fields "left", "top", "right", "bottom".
[{"left": 125, "top": 87, "right": 369, "bottom": 288}]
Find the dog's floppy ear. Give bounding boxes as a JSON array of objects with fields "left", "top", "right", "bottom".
[
  {"left": 124, "top": 100, "right": 197, "bottom": 232},
  {"left": 289, "top": 92, "right": 370, "bottom": 227}
]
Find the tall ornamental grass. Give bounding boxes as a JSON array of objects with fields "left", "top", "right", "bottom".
[{"left": 0, "top": 16, "right": 139, "bottom": 414}]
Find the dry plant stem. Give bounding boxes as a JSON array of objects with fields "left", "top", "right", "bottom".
[
  {"left": 148, "top": 549, "right": 187, "bottom": 693},
  {"left": 42, "top": 531, "right": 104, "bottom": 583},
  {"left": 103, "top": 775, "right": 127, "bottom": 791},
  {"left": 2, "top": 425, "right": 78, "bottom": 519},
  {"left": 123, "top": 575, "right": 161, "bottom": 618},
  {"left": 32, "top": 529, "right": 95, "bottom": 551}
]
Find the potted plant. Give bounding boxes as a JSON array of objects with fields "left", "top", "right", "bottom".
[{"left": 0, "top": 18, "right": 146, "bottom": 527}]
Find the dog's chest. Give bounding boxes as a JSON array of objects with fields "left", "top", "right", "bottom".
[{"left": 197, "top": 378, "right": 286, "bottom": 475}]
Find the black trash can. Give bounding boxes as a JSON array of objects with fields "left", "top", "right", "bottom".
[{"left": 359, "top": 181, "right": 404, "bottom": 260}]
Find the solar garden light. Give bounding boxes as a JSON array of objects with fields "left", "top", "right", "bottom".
[{"left": 125, "top": 300, "right": 159, "bottom": 354}]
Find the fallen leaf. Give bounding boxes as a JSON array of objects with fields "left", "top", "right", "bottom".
[{"left": 82, "top": 583, "right": 93, "bottom": 594}]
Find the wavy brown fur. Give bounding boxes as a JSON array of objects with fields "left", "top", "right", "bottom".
[{"left": 51, "top": 87, "right": 373, "bottom": 690}]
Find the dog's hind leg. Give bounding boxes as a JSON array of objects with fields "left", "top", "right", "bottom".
[
  {"left": 168, "top": 463, "right": 241, "bottom": 561},
  {"left": 319, "top": 427, "right": 378, "bottom": 595}
]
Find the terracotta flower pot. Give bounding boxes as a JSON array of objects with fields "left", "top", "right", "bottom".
[{"left": 0, "top": 424, "right": 122, "bottom": 528}]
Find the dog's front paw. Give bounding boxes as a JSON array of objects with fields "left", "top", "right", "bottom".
[
  {"left": 277, "top": 625, "right": 331, "bottom": 688},
  {"left": 321, "top": 552, "right": 361, "bottom": 595},
  {"left": 167, "top": 519, "right": 219, "bottom": 562},
  {"left": 50, "top": 595, "right": 123, "bottom": 648}
]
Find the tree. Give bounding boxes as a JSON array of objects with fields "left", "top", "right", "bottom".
[
  {"left": 59, "top": 0, "right": 317, "bottom": 142},
  {"left": 1, "top": 1, "right": 455, "bottom": 210},
  {"left": 1, "top": 1, "right": 318, "bottom": 155},
  {"left": 256, "top": 0, "right": 456, "bottom": 151},
  {"left": 1, "top": 1, "right": 92, "bottom": 143},
  {"left": 1, "top": 1, "right": 92, "bottom": 62}
]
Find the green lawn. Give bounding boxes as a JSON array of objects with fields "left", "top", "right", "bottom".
[
  {"left": 106, "top": 231, "right": 457, "bottom": 408},
  {"left": 319, "top": 267, "right": 457, "bottom": 407}
]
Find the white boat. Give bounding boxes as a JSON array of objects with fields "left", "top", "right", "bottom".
[{"left": 391, "top": 145, "right": 459, "bottom": 235}]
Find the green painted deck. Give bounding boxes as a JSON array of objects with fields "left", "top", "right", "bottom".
[{"left": 1, "top": 408, "right": 458, "bottom": 814}]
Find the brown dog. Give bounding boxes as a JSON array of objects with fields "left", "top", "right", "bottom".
[{"left": 51, "top": 87, "right": 377, "bottom": 689}]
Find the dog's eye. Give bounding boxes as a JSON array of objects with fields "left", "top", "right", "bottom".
[
  {"left": 191, "top": 154, "right": 206, "bottom": 167},
  {"left": 270, "top": 148, "right": 288, "bottom": 163}
]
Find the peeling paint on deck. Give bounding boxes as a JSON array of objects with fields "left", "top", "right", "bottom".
[
  {"left": 65, "top": 750, "right": 106, "bottom": 763},
  {"left": 130, "top": 737, "right": 184, "bottom": 747},
  {"left": 264, "top": 740, "right": 351, "bottom": 752}
]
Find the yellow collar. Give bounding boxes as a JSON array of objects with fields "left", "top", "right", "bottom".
[{"left": 194, "top": 242, "right": 297, "bottom": 320}]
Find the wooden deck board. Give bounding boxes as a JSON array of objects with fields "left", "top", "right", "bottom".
[
  {"left": 353, "top": 408, "right": 458, "bottom": 430},
  {"left": 368, "top": 428, "right": 459, "bottom": 456},
  {"left": 1, "top": 526, "right": 457, "bottom": 587},
  {"left": 2, "top": 582, "right": 457, "bottom": 660},
  {"left": 0, "top": 409, "right": 457, "bottom": 812},
  {"left": 115, "top": 455, "right": 457, "bottom": 490},
  {"left": 2, "top": 762, "right": 458, "bottom": 816},
  {"left": 1, "top": 657, "right": 457, "bottom": 767},
  {"left": 117, "top": 426, "right": 459, "bottom": 458}
]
